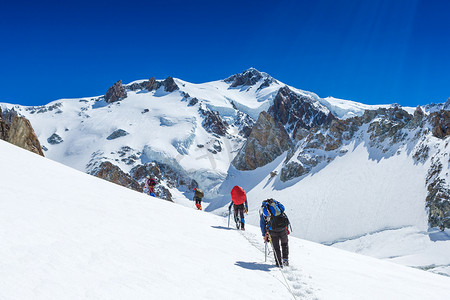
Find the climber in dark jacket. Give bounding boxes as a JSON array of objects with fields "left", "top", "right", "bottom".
[
  {"left": 260, "top": 198, "right": 290, "bottom": 267},
  {"left": 193, "top": 188, "right": 204, "bottom": 210}
]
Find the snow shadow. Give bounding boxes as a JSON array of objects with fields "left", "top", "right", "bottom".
[
  {"left": 92, "top": 99, "right": 108, "bottom": 109},
  {"left": 428, "top": 228, "right": 450, "bottom": 242},
  {"left": 235, "top": 261, "right": 273, "bottom": 272},
  {"left": 211, "top": 225, "right": 234, "bottom": 231}
]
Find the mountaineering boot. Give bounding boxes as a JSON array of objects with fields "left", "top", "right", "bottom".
[
  {"left": 283, "top": 259, "right": 289, "bottom": 267},
  {"left": 241, "top": 222, "right": 245, "bottom": 230}
]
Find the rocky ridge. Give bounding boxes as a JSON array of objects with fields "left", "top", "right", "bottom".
[
  {"left": 125, "top": 76, "right": 179, "bottom": 94},
  {"left": 224, "top": 68, "right": 277, "bottom": 90},
  {"left": 232, "top": 111, "right": 292, "bottom": 170},
  {"left": 236, "top": 99, "right": 450, "bottom": 230},
  {"left": 0, "top": 107, "right": 44, "bottom": 156}
]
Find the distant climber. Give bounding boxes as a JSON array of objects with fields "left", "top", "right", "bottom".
[
  {"left": 260, "top": 198, "right": 290, "bottom": 267},
  {"left": 193, "top": 188, "right": 204, "bottom": 210},
  {"left": 229, "top": 186, "right": 248, "bottom": 230},
  {"left": 145, "top": 175, "right": 156, "bottom": 197}
]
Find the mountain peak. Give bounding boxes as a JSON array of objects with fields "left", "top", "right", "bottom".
[{"left": 224, "top": 68, "right": 274, "bottom": 88}]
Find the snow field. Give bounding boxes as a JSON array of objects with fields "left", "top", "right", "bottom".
[
  {"left": 0, "top": 140, "right": 297, "bottom": 299},
  {"left": 1, "top": 140, "right": 450, "bottom": 299}
]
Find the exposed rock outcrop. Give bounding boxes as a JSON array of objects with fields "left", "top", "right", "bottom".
[
  {"left": 105, "top": 80, "right": 127, "bottom": 103},
  {"left": 162, "top": 76, "right": 179, "bottom": 92},
  {"left": 106, "top": 129, "right": 129, "bottom": 140},
  {"left": 199, "top": 107, "right": 229, "bottom": 136},
  {"left": 280, "top": 161, "right": 307, "bottom": 182},
  {"left": 234, "top": 110, "right": 255, "bottom": 138},
  {"left": 232, "top": 111, "right": 292, "bottom": 170},
  {"left": 430, "top": 110, "right": 450, "bottom": 139},
  {"left": 426, "top": 160, "right": 450, "bottom": 230},
  {"left": 0, "top": 107, "right": 44, "bottom": 156},
  {"left": 47, "top": 133, "right": 63, "bottom": 145},
  {"left": 225, "top": 68, "right": 264, "bottom": 87},
  {"left": 268, "top": 86, "right": 336, "bottom": 137},
  {"left": 90, "top": 161, "right": 142, "bottom": 191},
  {"left": 125, "top": 76, "right": 179, "bottom": 93}
]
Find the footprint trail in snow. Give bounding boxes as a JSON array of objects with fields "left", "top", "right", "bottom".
[{"left": 230, "top": 221, "right": 318, "bottom": 300}]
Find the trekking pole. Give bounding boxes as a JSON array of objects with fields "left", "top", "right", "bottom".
[
  {"left": 227, "top": 208, "right": 231, "bottom": 228},
  {"left": 264, "top": 230, "right": 268, "bottom": 262},
  {"left": 264, "top": 240, "right": 267, "bottom": 262}
]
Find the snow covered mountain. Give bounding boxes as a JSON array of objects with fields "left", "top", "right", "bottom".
[
  {"left": 2, "top": 139, "right": 450, "bottom": 299},
  {"left": 1, "top": 68, "right": 449, "bottom": 277}
]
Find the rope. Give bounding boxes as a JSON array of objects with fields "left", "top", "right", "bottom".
[
  {"left": 267, "top": 231, "right": 297, "bottom": 300},
  {"left": 226, "top": 214, "right": 297, "bottom": 299}
]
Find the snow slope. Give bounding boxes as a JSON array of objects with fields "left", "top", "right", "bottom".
[
  {"left": 2, "top": 140, "right": 450, "bottom": 299},
  {"left": 212, "top": 132, "right": 450, "bottom": 276}
]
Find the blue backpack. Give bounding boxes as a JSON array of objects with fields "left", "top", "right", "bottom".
[{"left": 262, "top": 199, "right": 290, "bottom": 231}]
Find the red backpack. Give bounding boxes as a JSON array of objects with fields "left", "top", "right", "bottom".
[{"left": 231, "top": 186, "right": 246, "bottom": 205}]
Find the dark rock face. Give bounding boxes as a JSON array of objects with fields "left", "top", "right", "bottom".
[
  {"left": 232, "top": 111, "right": 292, "bottom": 170},
  {"left": 106, "top": 129, "right": 129, "bottom": 140},
  {"left": 188, "top": 97, "right": 199, "bottom": 106},
  {"left": 280, "top": 161, "right": 307, "bottom": 182},
  {"left": 127, "top": 77, "right": 162, "bottom": 92},
  {"left": 426, "top": 160, "right": 450, "bottom": 231},
  {"left": 144, "top": 77, "right": 161, "bottom": 91},
  {"left": 0, "top": 107, "right": 44, "bottom": 156},
  {"left": 268, "top": 86, "right": 336, "bottom": 137},
  {"left": 279, "top": 106, "right": 416, "bottom": 183},
  {"left": 366, "top": 107, "right": 413, "bottom": 145},
  {"left": 257, "top": 77, "right": 276, "bottom": 91},
  {"left": 225, "top": 68, "right": 264, "bottom": 87},
  {"left": 47, "top": 133, "right": 63, "bottom": 145},
  {"left": 236, "top": 112, "right": 255, "bottom": 138},
  {"left": 0, "top": 107, "right": 7, "bottom": 139},
  {"left": 162, "top": 76, "right": 179, "bottom": 92},
  {"left": 125, "top": 76, "right": 178, "bottom": 93},
  {"left": 90, "top": 161, "right": 142, "bottom": 192},
  {"left": 430, "top": 110, "right": 450, "bottom": 139},
  {"left": 105, "top": 80, "right": 127, "bottom": 103},
  {"left": 200, "top": 107, "right": 229, "bottom": 136}
]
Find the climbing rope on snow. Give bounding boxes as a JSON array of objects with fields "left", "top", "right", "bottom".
[
  {"left": 267, "top": 232, "right": 297, "bottom": 300},
  {"left": 233, "top": 224, "right": 297, "bottom": 300}
]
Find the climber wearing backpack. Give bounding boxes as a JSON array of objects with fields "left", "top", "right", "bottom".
[
  {"left": 260, "top": 198, "right": 290, "bottom": 267},
  {"left": 229, "top": 185, "right": 248, "bottom": 230},
  {"left": 145, "top": 175, "right": 156, "bottom": 197},
  {"left": 193, "top": 188, "right": 204, "bottom": 210}
]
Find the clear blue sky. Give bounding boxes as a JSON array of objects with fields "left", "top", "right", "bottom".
[{"left": 1, "top": 0, "right": 449, "bottom": 107}]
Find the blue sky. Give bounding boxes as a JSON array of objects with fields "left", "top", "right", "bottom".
[{"left": 1, "top": 0, "right": 449, "bottom": 107}]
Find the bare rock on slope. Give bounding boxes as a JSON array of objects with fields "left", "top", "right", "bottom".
[
  {"left": 0, "top": 107, "right": 44, "bottom": 156},
  {"left": 105, "top": 80, "right": 127, "bottom": 103},
  {"left": 232, "top": 111, "right": 292, "bottom": 170}
]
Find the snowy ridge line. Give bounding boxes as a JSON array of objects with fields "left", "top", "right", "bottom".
[
  {"left": 323, "top": 225, "right": 421, "bottom": 246},
  {"left": 225, "top": 217, "right": 317, "bottom": 300}
]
